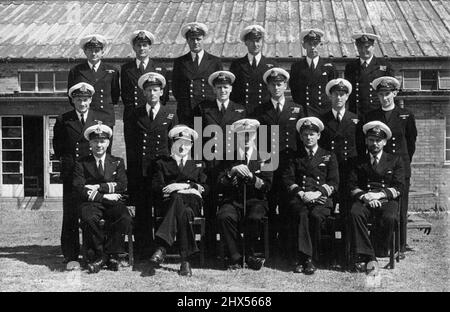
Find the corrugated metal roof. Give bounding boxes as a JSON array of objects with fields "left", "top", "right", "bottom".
[{"left": 1, "top": 0, "right": 450, "bottom": 59}]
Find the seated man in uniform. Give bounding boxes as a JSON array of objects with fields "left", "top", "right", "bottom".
[
  {"left": 348, "top": 121, "right": 404, "bottom": 275},
  {"left": 283, "top": 117, "right": 339, "bottom": 274},
  {"left": 216, "top": 119, "right": 273, "bottom": 270},
  {"left": 73, "top": 122, "right": 132, "bottom": 273},
  {"left": 149, "top": 125, "right": 208, "bottom": 277}
]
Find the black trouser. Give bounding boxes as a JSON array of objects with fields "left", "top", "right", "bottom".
[
  {"left": 288, "top": 198, "right": 331, "bottom": 260},
  {"left": 134, "top": 175, "right": 154, "bottom": 256},
  {"left": 61, "top": 180, "right": 80, "bottom": 261},
  {"left": 204, "top": 165, "right": 220, "bottom": 257},
  {"left": 350, "top": 200, "right": 399, "bottom": 259},
  {"left": 267, "top": 169, "right": 287, "bottom": 252},
  {"left": 400, "top": 178, "right": 410, "bottom": 252},
  {"left": 155, "top": 193, "right": 201, "bottom": 259},
  {"left": 217, "top": 199, "right": 267, "bottom": 262},
  {"left": 80, "top": 201, "right": 132, "bottom": 260}
]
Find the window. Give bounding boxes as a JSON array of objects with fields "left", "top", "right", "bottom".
[
  {"left": 446, "top": 117, "right": 450, "bottom": 162},
  {"left": 19, "top": 71, "right": 68, "bottom": 92},
  {"left": 421, "top": 70, "right": 438, "bottom": 90},
  {"left": 402, "top": 70, "right": 420, "bottom": 90},
  {"left": 439, "top": 70, "right": 450, "bottom": 90}
]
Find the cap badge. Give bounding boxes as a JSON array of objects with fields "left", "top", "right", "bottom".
[{"left": 80, "top": 85, "right": 87, "bottom": 92}]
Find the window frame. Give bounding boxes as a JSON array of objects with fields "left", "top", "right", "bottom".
[
  {"left": 438, "top": 70, "right": 450, "bottom": 90},
  {"left": 18, "top": 71, "right": 68, "bottom": 93},
  {"left": 445, "top": 116, "right": 450, "bottom": 164}
]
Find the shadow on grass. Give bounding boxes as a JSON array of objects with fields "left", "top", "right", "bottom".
[{"left": 0, "top": 245, "right": 66, "bottom": 272}]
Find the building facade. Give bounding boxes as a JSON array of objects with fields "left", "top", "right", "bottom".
[{"left": 0, "top": 0, "right": 449, "bottom": 209}]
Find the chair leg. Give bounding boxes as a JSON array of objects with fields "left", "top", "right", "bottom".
[
  {"left": 389, "top": 228, "right": 395, "bottom": 269},
  {"left": 396, "top": 220, "right": 400, "bottom": 263},
  {"left": 263, "top": 217, "right": 270, "bottom": 260},
  {"left": 128, "top": 227, "right": 134, "bottom": 266},
  {"left": 199, "top": 219, "right": 205, "bottom": 267}
]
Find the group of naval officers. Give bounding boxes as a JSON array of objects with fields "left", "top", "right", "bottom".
[{"left": 53, "top": 22, "right": 417, "bottom": 277}]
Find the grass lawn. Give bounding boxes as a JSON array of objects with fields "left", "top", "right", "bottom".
[{"left": 0, "top": 209, "right": 448, "bottom": 292}]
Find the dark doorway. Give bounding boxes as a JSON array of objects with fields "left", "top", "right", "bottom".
[{"left": 23, "top": 116, "right": 43, "bottom": 197}]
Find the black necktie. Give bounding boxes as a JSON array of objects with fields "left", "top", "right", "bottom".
[
  {"left": 244, "top": 146, "right": 250, "bottom": 164},
  {"left": 372, "top": 156, "right": 378, "bottom": 170},
  {"left": 336, "top": 111, "right": 341, "bottom": 123},
  {"left": 80, "top": 113, "right": 85, "bottom": 126},
  {"left": 362, "top": 61, "right": 368, "bottom": 69},
  {"left": 221, "top": 103, "right": 226, "bottom": 114},
  {"left": 178, "top": 159, "right": 184, "bottom": 172},
  {"left": 310, "top": 60, "right": 314, "bottom": 71},
  {"left": 308, "top": 149, "right": 314, "bottom": 160},
  {"left": 251, "top": 57, "right": 257, "bottom": 69},
  {"left": 276, "top": 102, "right": 281, "bottom": 117},
  {"left": 193, "top": 53, "right": 199, "bottom": 70},
  {"left": 98, "top": 159, "right": 104, "bottom": 177},
  {"left": 148, "top": 107, "right": 154, "bottom": 121},
  {"left": 139, "top": 61, "right": 145, "bottom": 74}
]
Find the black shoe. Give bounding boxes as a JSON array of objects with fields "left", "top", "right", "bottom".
[
  {"left": 179, "top": 261, "right": 192, "bottom": 277},
  {"left": 246, "top": 256, "right": 265, "bottom": 271},
  {"left": 302, "top": 258, "right": 316, "bottom": 275},
  {"left": 227, "top": 258, "right": 243, "bottom": 270},
  {"left": 354, "top": 261, "right": 366, "bottom": 273},
  {"left": 107, "top": 256, "right": 120, "bottom": 272},
  {"left": 150, "top": 247, "right": 166, "bottom": 265},
  {"left": 88, "top": 259, "right": 105, "bottom": 274}
]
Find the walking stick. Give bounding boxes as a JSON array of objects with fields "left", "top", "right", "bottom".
[{"left": 242, "top": 180, "right": 246, "bottom": 269}]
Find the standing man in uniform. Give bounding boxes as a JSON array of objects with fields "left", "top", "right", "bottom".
[
  {"left": 348, "top": 121, "right": 404, "bottom": 274},
  {"left": 344, "top": 33, "right": 395, "bottom": 118},
  {"left": 193, "top": 71, "right": 247, "bottom": 258},
  {"left": 67, "top": 34, "right": 120, "bottom": 139},
  {"left": 150, "top": 125, "right": 208, "bottom": 277},
  {"left": 216, "top": 119, "right": 273, "bottom": 270},
  {"left": 121, "top": 30, "right": 169, "bottom": 205},
  {"left": 229, "top": 25, "right": 275, "bottom": 117},
  {"left": 289, "top": 29, "right": 338, "bottom": 117},
  {"left": 253, "top": 68, "right": 304, "bottom": 259},
  {"left": 128, "top": 72, "right": 178, "bottom": 258},
  {"left": 363, "top": 77, "right": 417, "bottom": 257},
  {"left": 283, "top": 117, "right": 339, "bottom": 274},
  {"left": 73, "top": 122, "right": 131, "bottom": 274},
  {"left": 319, "top": 78, "right": 359, "bottom": 211},
  {"left": 53, "top": 82, "right": 107, "bottom": 268},
  {"left": 172, "top": 22, "right": 223, "bottom": 127}
]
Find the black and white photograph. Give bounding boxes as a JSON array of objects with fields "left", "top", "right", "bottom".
[{"left": 0, "top": 0, "right": 448, "bottom": 296}]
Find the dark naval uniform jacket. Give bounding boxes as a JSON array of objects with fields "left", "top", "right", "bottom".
[
  {"left": 172, "top": 51, "right": 223, "bottom": 125},
  {"left": 120, "top": 59, "right": 169, "bottom": 117},
  {"left": 152, "top": 157, "right": 208, "bottom": 206},
  {"left": 289, "top": 57, "right": 338, "bottom": 117},
  {"left": 193, "top": 100, "right": 247, "bottom": 164},
  {"left": 348, "top": 152, "right": 404, "bottom": 202},
  {"left": 319, "top": 110, "right": 359, "bottom": 165},
  {"left": 67, "top": 62, "right": 120, "bottom": 126},
  {"left": 344, "top": 57, "right": 395, "bottom": 117},
  {"left": 229, "top": 55, "right": 275, "bottom": 117},
  {"left": 254, "top": 99, "right": 305, "bottom": 161},
  {"left": 283, "top": 147, "right": 339, "bottom": 208},
  {"left": 53, "top": 109, "right": 107, "bottom": 182},
  {"left": 217, "top": 152, "right": 273, "bottom": 210},
  {"left": 363, "top": 106, "right": 417, "bottom": 178},
  {"left": 128, "top": 105, "right": 178, "bottom": 177},
  {"left": 73, "top": 154, "right": 127, "bottom": 203}
]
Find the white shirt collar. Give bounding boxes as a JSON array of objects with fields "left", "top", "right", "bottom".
[
  {"left": 136, "top": 58, "right": 149, "bottom": 68},
  {"left": 88, "top": 61, "right": 101, "bottom": 71},
  {"left": 94, "top": 154, "right": 106, "bottom": 167},
  {"left": 370, "top": 150, "right": 383, "bottom": 163},
  {"left": 191, "top": 49, "right": 204, "bottom": 63},
  {"left": 332, "top": 108, "right": 345, "bottom": 119},
  {"left": 173, "top": 154, "right": 188, "bottom": 166},
  {"left": 239, "top": 146, "right": 255, "bottom": 164},
  {"left": 248, "top": 53, "right": 262, "bottom": 66},
  {"left": 271, "top": 97, "right": 285, "bottom": 111},
  {"left": 306, "top": 56, "right": 319, "bottom": 68},
  {"left": 76, "top": 110, "right": 88, "bottom": 121},
  {"left": 146, "top": 102, "right": 160, "bottom": 118},
  {"left": 360, "top": 55, "right": 374, "bottom": 65},
  {"left": 305, "top": 145, "right": 319, "bottom": 156},
  {"left": 216, "top": 99, "right": 230, "bottom": 111}
]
